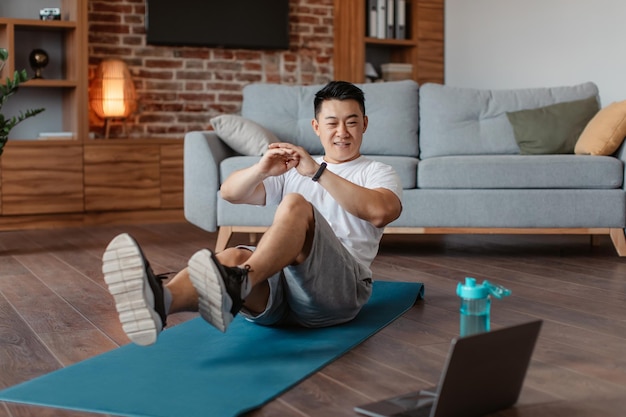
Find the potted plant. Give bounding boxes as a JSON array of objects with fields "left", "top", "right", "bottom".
[{"left": 0, "top": 48, "right": 45, "bottom": 156}]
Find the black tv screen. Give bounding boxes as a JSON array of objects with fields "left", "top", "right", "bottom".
[{"left": 146, "top": 0, "right": 290, "bottom": 50}]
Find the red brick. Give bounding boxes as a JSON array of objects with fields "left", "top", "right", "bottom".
[
  {"left": 89, "top": 23, "right": 131, "bottom": 34},
  {"left": 123, "top": 36, "right": 143, "bottom": 46},
  {"left": 144, "top": 59, "right": 184, "bottom": 69},
  {"left": 138, "top": 114, "right": 176, "bottom": 123},
  {"left": 137, "top": 69, "right": 174, "bottom": 80},
  {"left": 185, "top": 82, "right": 205, "bottom": 91}
]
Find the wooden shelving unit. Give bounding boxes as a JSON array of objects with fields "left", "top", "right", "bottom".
[
  {"left": 0, "top": 1, "right": 88, "bottom": 141},
  {"left": 0, "top": 0, "right": 87, "bottom": 222},
  {"left": 0, "top": 1, "right": 184, "bottom": 230},
  {"left": 333, "top": 0, "right": 444, "bottom": 84}
]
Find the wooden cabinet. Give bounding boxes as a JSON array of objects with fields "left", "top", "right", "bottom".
[
  {"left": 333, "top": 0, "right": 444, "bottom": 84},
  {"left": 84, "top": 140, "right": 184, "bottom": 213},
  {"left": 160, "top": 144, "right": 185, "bottom": 209},
  {"left": 0, "top": 141, "right": 83, "bottom": 215},
  {"left": 0, "top": 139, "right": 184, "bottom": 230},
  {"left": 84, "top": 144, "right": 162, "bottom": 212}
]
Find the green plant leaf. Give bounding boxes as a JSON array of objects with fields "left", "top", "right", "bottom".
[{"left": 0, "top": 49, "right": 45, "bottom": 150}]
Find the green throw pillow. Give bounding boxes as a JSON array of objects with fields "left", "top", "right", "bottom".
[{"left": 506, "top": 96, "right": 599, "bottom": 155}]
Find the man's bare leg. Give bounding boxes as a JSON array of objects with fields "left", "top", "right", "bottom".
[
  {"left": 166, "top": 247, "right": 258, "bottom": 313},
  {"left": 239, "top": 193, "right": 315, "bottom": 308},
  {"left": 186, "top": 193, "right": 316, "bottom": 331},
  {"left": 168, "top": 193, "right": 315, "bottom": 315},
  {"left": 102, "top": 194, "right": 317, "bottom": 342}
]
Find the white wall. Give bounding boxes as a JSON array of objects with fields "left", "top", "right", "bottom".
[{"left": 445, "top": 0, "right": 626, "bottom": 106}]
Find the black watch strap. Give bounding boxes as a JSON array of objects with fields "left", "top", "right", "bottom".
[{"left": 312, "top": 162, "right": 327, "bottom": 182}]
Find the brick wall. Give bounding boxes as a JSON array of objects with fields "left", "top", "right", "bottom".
[{"left": 88, "top": 0, "right": 334, "bottom": 139}]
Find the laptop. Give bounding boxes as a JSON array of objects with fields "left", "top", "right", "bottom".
[{"left": 354, "top": 320, "right": 542, "bottom": 417}]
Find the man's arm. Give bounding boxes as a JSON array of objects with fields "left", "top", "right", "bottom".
[
  {"left": 315, "top": 169, "right": 402, "bottom": 228},
  {"left": 269, "top": 143, "right": 402, "bottom": 228},
  {"left": 218, "top": 164, "right": 267, "bottom": 206},
  {"left": 220, "top": 144, "right": 300, "bottom": 205}
]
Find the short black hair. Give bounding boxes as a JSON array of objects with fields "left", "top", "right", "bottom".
[{"left": 314, "top": 81, "right": 366, "bottom": 119}]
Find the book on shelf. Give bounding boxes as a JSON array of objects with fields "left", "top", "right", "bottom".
[
  {"left": 386, "top": 0, "right": 394, "bottom": 38},
  {"left": 367, "top": 0, "right": 407, "bottom": 40},
  {"left": 376, "top": 0, "right": 386, "bottom": 39},
  {"left": 395, "top": 0, "right": 406, "bottom": 39},
  {"left": 38, "top": 131, "right": 74, "bottom": 140},
  {"left": 368, "top": 0, "right": 378, "bottom": 37}
]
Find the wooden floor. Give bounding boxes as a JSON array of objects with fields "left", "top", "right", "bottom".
[{"left": 1, "top": 223, "right": 626, "bottom": 417}]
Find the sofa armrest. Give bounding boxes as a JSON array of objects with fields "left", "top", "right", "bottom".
[{"left": 184, "top": 131, "right": 234, "bottom": 232}]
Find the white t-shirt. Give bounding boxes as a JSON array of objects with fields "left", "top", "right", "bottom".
[{"left": 263, "top": 156, "right": 402, "bottom": 268}]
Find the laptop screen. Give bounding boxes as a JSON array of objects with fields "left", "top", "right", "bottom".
[
  {"left": 355, "top": 320, "right": 542, "bottom": 417},
  {"left": 431, "top": 320, "right": 542, "bottom": 417}
]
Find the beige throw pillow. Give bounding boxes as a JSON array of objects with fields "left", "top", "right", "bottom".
[
  {"left": 210, "top": 115, "right": 278, "bottom": 156},
  {"left": 575, "top": 100, "right": 626, "bottom": 155}
]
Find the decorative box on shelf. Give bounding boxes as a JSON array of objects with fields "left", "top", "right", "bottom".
[{"left": 381, "top": 63, "right": 413, "bottom": 81}]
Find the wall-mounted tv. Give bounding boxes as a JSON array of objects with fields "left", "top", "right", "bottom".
[{"left": 146, "top": 0, "right": 290, "bottom": 50}]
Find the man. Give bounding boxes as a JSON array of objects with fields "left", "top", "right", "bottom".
[{"left": 103, "top": 81, "right": 403, "bottom": 346}]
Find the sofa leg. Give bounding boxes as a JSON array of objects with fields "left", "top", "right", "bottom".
[
  {"left": 215, "top": 226, "right": 233, "bottom": 253},
  {"left": 609, "top": 228, "right": 626, "bottom": 256},
  {"left": 590, "top": 235, "right": 602, "bottom": 247}
]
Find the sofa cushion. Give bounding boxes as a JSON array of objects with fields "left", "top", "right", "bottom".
[
  {"left": 417, "top": 155, "right": 623, "bottom": 189},
  {"left": 366, "top": 156, "right": 418, "bottom": 189},
  {"left": 220, "top": 156, "right": 263, "bottom": 183},
  {"left": 419, "top": 82, "right": 600, "bottom": 159},
  {"left": 241, "top": 80, "right": 419, "bottom": 157},
  {"left": 210, "top": 115, "right": 278, "bottom": 155},
  {"left": 218, "top": 197, "right": 277, "bottom": 226},
  {"left": 575, "top": 100, "right": 626, "bottom": 155},
  {"left": 390, "top": 189, "right": 625, "bottom": 228},
  {"left": 506, "top": 97, "right": 599, "bottom": 155},
  {"left": 220, "top": 155, "right": 418, "bottom": 190}
]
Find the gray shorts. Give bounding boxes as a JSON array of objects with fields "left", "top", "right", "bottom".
[{"left": 240, "top": 207, "right": 373, "bottom": 328}]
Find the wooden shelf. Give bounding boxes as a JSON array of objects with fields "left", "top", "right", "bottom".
[
  {"left": 333, "top": 0, "right": 444, "bottom": 84},
  {"left": 365, "top": 37, "right": 417, "bottom": 46},
  {"left": 0, "top": 17, "right": 77, "bottom": 28},
  {"left": 0, "top": 0, "right": 87, "bottom": 140},
  {"left": 22, "top": 79, "right": 78, "bottom": 88}
]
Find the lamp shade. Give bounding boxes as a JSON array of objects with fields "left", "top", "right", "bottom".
[{"left": 90, "top": 59, "right": 136, "bottom": 119}]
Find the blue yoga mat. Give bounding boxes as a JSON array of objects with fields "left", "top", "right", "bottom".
[{"left": 0, "top": 281, "right": 423, "bottom": 417}]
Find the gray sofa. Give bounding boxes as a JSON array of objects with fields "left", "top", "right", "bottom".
[{"left": 184, "top": 80, "right": 626, "bottom": 256}]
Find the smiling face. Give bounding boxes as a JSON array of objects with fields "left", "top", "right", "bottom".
[{"left": 311, "top": 98, "right": 368, "bottom": 164}]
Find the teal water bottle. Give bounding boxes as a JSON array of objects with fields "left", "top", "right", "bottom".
[{"left": 456, "top": 277, "right": 511, "bottom": 337}]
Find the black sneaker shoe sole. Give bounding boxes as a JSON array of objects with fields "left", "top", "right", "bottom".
[
  {"left": 102, "top": 233, "right": 163, "bottom": 346},
  {"left": 187, "top": 249, "right": 235, "bottom": 332}
]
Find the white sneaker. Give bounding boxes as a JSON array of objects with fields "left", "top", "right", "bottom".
[
  {"left": 102, "top": 233, "right": 168, "bottom": 346},
  {"left": 187, "top": 249, "right": 251, "bottom": 332}
]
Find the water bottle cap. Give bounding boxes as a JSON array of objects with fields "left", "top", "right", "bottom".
[
  {"left": 456, "top": 277, "right": 511, "bottom": 299},
  {"left": 456, "top": 277, "right": 489, "bottom": 299}
]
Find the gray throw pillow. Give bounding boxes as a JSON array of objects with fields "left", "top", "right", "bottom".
[
  {"left": 210, "top": 115, "right": 278, "bottom": 155},
  {"left": 506, "top": 96, "right": 599, "bottom": 155}
]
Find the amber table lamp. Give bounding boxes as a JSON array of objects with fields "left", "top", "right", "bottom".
[{"left": 89, "top": 59, "right": 136, "bottom": 138}]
